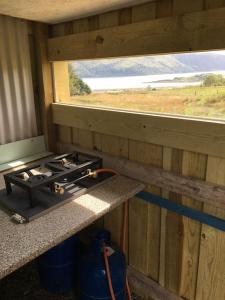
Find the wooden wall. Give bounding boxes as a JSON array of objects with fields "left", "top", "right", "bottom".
[
  {"left": 48, "top": 1, "right": 225, "bottom": 299},
  {"left": 49, "top": 0, "right": 225, "bottom": 38},
  {"left": 55, "top": 122, "right": 225, "bottom": 300}
]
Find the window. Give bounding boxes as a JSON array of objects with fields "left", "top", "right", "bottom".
[{"left": 54, "top": 51, "right": 225, "bottom": 120}]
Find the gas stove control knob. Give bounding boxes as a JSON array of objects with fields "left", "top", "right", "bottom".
[{"left": 11, "top": 213, "right": 26, "bottom": 224}]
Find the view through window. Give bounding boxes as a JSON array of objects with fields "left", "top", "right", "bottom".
[{"left": 62, "top": 51, "right": 225, "bottom": 120}]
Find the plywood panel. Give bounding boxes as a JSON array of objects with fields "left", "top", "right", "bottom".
[
  {"left": 196, "top": 156, "right": 225, "bottom": 300},
  {"left": 129, "top": 140, "right": 162, "bottom": 280}
]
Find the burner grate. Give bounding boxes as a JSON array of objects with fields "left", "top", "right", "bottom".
[{"left": 0, "top": 151, "right": 109, "bottom": 222}]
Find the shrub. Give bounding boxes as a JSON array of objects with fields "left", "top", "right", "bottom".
[
  {"left": 68, "top": 64, "right": 91, "bottom": 95},
  {"left": 203, "top": 74, "right": 225, "bottom": 87}
]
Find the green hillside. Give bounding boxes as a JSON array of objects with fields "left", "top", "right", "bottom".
[{"left": 71, "top": 52, "right": 225, "bottom": 78}]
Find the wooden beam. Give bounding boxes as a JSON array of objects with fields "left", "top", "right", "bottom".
[
  {"left": 52, "top": 104, "right": 225, "bottom": 159},
  {"left": 33, "top": 23, "right": 56, "bottom": 152},
  {"left": 53, "top": 62, "right": 70, "bottom": 102},
  {"left": 127, "top": 266, "right": 183, "bottom": 300},
  {"left": 58, "top": 142, "right": 225, "bottom": 211},
  {"left": 48, "top": 7, "right": 225, "bottom": 61}
]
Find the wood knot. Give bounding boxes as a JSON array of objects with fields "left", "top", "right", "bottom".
[{"left": 96, "top": 35, "right": 104, "bottom": 44}]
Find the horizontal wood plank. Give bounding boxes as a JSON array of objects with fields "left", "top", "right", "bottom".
[
  {"left": 52, "top": 104, "right": 225, "bottom": 158},
  {"left": 58, "top": 142, "right": 225, "bottom": 211},
  {"left": 48, "top": 7, "right": 225, "bottom": 60},
  {"left": 127, "top": 266, "right": 183, "bottom": 300}
]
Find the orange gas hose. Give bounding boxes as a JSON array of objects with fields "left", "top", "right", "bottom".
[
  {"left": 94, "top": 168, "right": 120, "bottom": 176},
  {"left": 121, "top": 200, "right": 132, "bottom": 300},
  {"left": 94, "top": 168, "right": 132, "bottom": 300},
  {"left": 103, "top": 245, "right": 116, "bottom": 300}
]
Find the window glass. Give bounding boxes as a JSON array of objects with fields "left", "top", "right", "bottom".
[{"left": 60, "top": 51, "right": 225, "bottom": 120}]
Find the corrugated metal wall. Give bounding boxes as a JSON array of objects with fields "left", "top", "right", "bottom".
[{"left": 0, "top": 15, "right": 38, "bottom": 145}]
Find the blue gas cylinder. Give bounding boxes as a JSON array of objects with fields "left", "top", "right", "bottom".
[
  {"left": 79, "top": 230, "right": 126, "bottom": 300},
  {"left": 38, "top": 234, "right": 80, "bottom": 294}
]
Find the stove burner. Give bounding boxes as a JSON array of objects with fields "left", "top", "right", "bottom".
[
  {"left": 27, "top": 174, "right": 47, "bottom": 184},
  {"left": 1, "top": 151, "right": 109, "bottom": 222}
]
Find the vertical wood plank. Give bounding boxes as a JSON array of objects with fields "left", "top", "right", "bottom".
[
  {"left": 165, "top": 149, "right": 183, "bottom": 294},
  {"left": 64, "top": 21, "right": 73, "bottom": 35},
  {"left": 71, "top": 127, "right": 79, "bottom": 145},
  {"left": 196, "top": 156, "right": 225, "bottom": 300},
  {"left": 132, "top": 2, "right": 156, "bottom": 23},
  {"left": 93, "top": 132, "right": 102, "bottom": 151},
  {"left": 99, "top": 11, "right": 119, "bottom": 29},
  {"left": 156, "top": 0, "right": 173, "bottom": 18},
  {"left": 57, "top": 125, "right": 72, "bottom": 144},
  {"left": 49, "top": 23, "right": 65, "bottom": 37},
  {"left": 129, "top": 196, "right": 149, "bottom": 272},
  {"left": 179, "top": 151, "right": 207, "bottom": 300},
  {"left": 119, "top": 7, "right": 132, "bottom": 25},
  {"left": 173, "top": 0, "right": 204, "bottom": 15},
  {"left": 129, "top": 140, "right": 163, "bottom": 280},
  {"left": 204, "top": 0, "right": 225, "bottom": 9},
  {"left": 72, "top": 19, "right": 89, "bottom": 34},
  {"left": 101, "top": 134, "right": 129, "bottom": 252},
  {"left": 159, "top": 146, "right": 172, "bottom": 287},
  {"left": 101, "top": 134, "right": 128, "bottom": 159},
  {"left": 53, "top": 62, "right": 70, "bottom": 102},
  {"left": 88, "top": 15, "right": 99, "bottom": 31},
  {"left": 203, "top": 157, "right": 225, "bottom": 219},
  {"left": 77, "top": 128, "right": 93, "bottom": 149}
]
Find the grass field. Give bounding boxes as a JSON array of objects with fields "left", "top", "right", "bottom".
[{"left": 68, "top": 86, "right": 225, "bottom": 119}]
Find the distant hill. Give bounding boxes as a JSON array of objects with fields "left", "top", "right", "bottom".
[{"left": 71, "top": 52, "right": 225, "bottom": 78}]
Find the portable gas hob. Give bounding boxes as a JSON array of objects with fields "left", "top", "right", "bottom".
[{"left": 0, "top": 151, "right": 112, "bottom": 223}]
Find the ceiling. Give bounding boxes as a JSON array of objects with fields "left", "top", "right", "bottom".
[{"left": 0, "top": 0, "right": 152, "bottom": 24}]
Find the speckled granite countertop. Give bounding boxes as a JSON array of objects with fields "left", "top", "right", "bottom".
[{"left": 0, "top": 174, "right": 144, "bottom": 280}]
